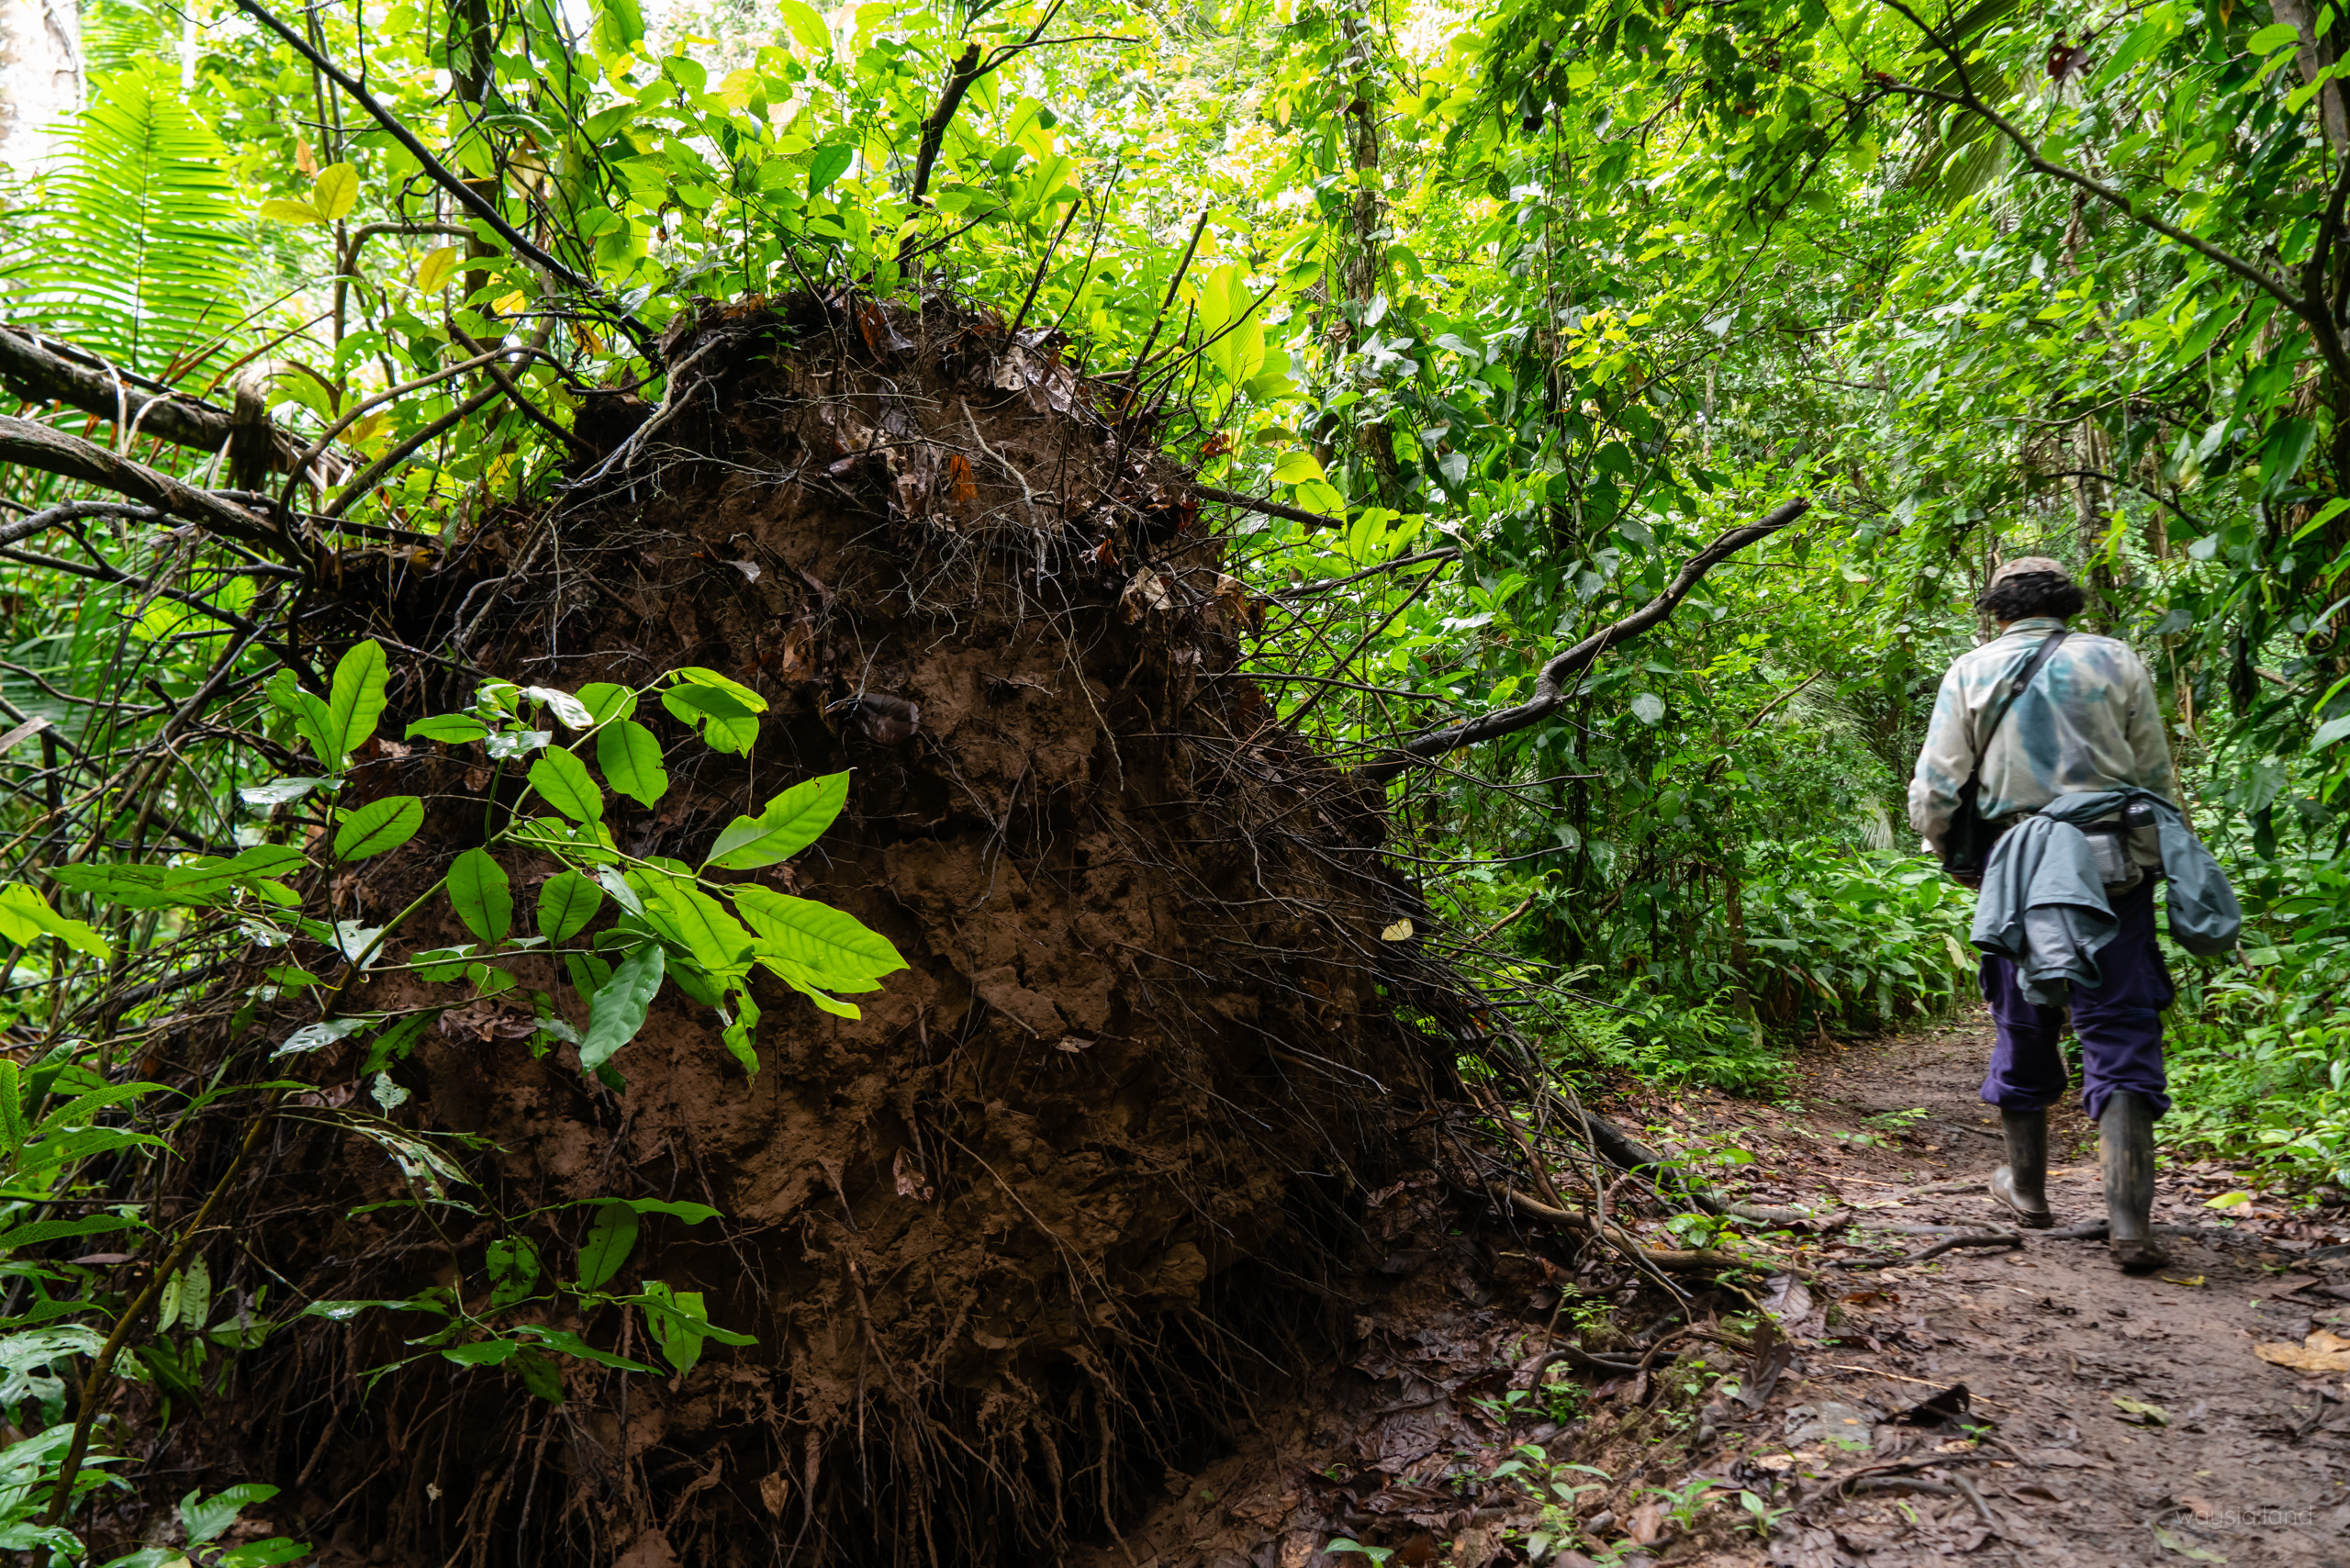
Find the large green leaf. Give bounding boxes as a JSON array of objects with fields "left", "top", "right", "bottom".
[
  {"left": 50, "top": 846, "right": 306, "bottom": 910},
  {"left": 537, "top": 869, "right": 604, "bottom": 943},
  {"left": 576, "top": 1202, "right": 640, "bottom": 1291},
  {"left": 632, "top": 871, "right": 755, "bottom": 973},
  {"left": 0, "top": 884, "right": 111, "bottom": 959},
  {"left": 330, "top": 641, "right": 389, "bottom": 759},
  {"left": 579, "top": 942, "right": 664, "bottom": 1071},
  {"left": 448, "top": 849, "right": 513, "bottom": 946},
  {"left": 333, "top": 796, "right": 424, "bottom": 860},
  {"left": 528, "top": 749, "right": 605, "bottom": 823},
  {"left": 733, "top": 886, "right": 906, "bottom": 986},
  {"left": 597, "top": 719, "right": 669, "bottom": 807},
  {"left": 705, "top": 772, "right": 849, "bottom": 869}
]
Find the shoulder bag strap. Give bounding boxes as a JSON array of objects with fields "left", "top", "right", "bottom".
[{"left": 1958, "top": 629, "right": 2070, "bottom": 809}]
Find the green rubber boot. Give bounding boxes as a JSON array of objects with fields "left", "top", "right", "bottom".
[
  {"left": 2099, "top": 1091, "right": 2169, "bottom": 1273},
  {"left": 1991, "top": 1108, "right": 2053, "bottom": 1229}
]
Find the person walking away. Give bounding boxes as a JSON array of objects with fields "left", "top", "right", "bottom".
[{"left": 1908, "top": 558, "right": 2179, "bottom": 1272}]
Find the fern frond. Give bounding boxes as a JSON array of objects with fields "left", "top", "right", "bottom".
[{"left": 2, "top": 62, "right": 248, "bottom": 377}]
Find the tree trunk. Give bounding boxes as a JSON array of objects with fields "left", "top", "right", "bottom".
[
  {"left": 1337, "top": 1, "right": 1404, "bottom": 507},
  {"left": 0, "top": 0, "right": 81, "bottom": 176}
]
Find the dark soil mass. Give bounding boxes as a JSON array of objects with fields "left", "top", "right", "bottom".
[{"left": 146, "top": 297, "right": 1469, "bottom": 1568}]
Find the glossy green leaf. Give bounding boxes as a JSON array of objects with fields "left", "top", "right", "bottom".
[
  {"left": 528, "top": 748, "right": 604, "bottom": 823},
  {"left": 538, "top": 869, "right": 605, "bottom": 943},
  {"left": 577, "top": 682, "right": 638, "bottom": 723},
  {"left": 407, "top": 714, "right": 489, "bottom": 744},
  {"left": 705, "top": 771, "right": 849, "bottom": 868},
  {"left": 330, "top": 640, "right": 389, "bottom": 760},
  {"left": 333, "top": 795, "right": 424, "bottom": 860},
  {"left": 579, "top": 941, "right": 663, "bottom": 1071},
  {"left": 733, "top": 886, "right": 906, "bottom": 986},
  {"left": 597, "top": 719, "right": 669, "bottom": 806},
  {"left": 448, "top": 848, "right": 513, "bottom": 946},
  {"left": 0, "top": 883, "right": 112, "bottom": 959}
]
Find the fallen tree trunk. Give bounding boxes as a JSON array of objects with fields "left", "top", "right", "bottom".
[{"left": 0, "top": 324, "right": 309, "bottom": 470}]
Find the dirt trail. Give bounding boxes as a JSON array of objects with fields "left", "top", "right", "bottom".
[
  {"left": 1105, "top": 1012, "right": 2350, "bottom": 1568},
  {"left": 1639, "top": 1014, "right": 2350, "bottom": 1567}
]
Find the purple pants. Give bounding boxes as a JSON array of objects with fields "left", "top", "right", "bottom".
[{"left": 1979, "top": 876, "right": 2174, "bottom": 1123}]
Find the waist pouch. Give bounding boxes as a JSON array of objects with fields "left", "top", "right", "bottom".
[{"left": 2077, "top": 801, "right": 2160, "bottom": 888}]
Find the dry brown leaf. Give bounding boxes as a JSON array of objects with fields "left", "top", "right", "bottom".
[
  {"left": 1627, "top": 1496, "right": 1665, "bottom": 1545},
  {"left": 1119, "top": 567, "right": 1172, "bottom": 622},
  {"left": 2252, "top": 1328, "right": 2350, "bottom": 1373},
  {"left": 891, "top": 1148, "right": 933, "bottom": 1203}
]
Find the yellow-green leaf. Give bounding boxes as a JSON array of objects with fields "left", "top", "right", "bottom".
[
  {"left": 416, "top": 245, "right": 461, "bottom": 292},
  {"left": 313, "top": 162, "right": 360, "bottom": 221}
]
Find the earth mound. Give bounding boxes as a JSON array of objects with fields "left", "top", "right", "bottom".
[{"left": 142, "top": 292, "right": 1478, "bottom": 1568}]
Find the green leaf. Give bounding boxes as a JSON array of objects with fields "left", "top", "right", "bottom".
[
  {"left": 2249, "top": 21, "right": 2304, "bottom": 54},
  {"left": 333, "top": 796, "right": 424, "bottom": 860},
  {"left": 722, "top": 983, "right": 760, "bottom": 1074},
  {"left": 537, "top": 869, "right": 605, "bottom": 943},
  {"left": 269, "top": 669, "right": 341, "bottom": 767},
  {"left": 528, "top": 749, "right": 605, "bottom": 823},
  {"left": 312, "top": 162, "right": 358, "bottom": 220},
  {"left": 509, "top": 1346, "right": 565, "bottom": 1403},
  {"left": 50, "top": 846, "right": 306, "bottom": 911},
  {"left": 705, "top": 771, "right": 849, "bottom": 868},
  {"left": 1270, "top": 449, "right": 1326, "bottom": 485},
  {"left": 598, "top": 719, "right": 669, "bottom": 806},
  {"left": 487, "top": 1236, "right": 543, "bottom": 1310},
  {"left": 2312, "top": 713, "right": 2350, "bottom": 750},
  {"left": 448, "top": 849, "right": 513, "bottom": 946},
  {"left": 330, "top": 640, "right": 390, "bottom": 760},
  {"left": 181, "top": 1484, "right": 277, "bottom": 1548},
  {"left": 733, "top": 886, "right": 907, "bottom": 985},
  {"left": 634, "top": 872, "right": 755, "bottom": 973},
  {"left": 520, "top": 686, "right": 596, "bottom": 729},
  {"left": 778, "top": 0, "right": 830, "bottom": 53},
  {"left": 442, "top": 1338, "right": 519, "bottom": 1366},
  {"left": 577, "top": 682, "right": 637, "bottom": 723},
  {"left": 0, "top": 883, "right": 112, "bottom": 959},
  {"left": 0, "top": 1058, "right": 25, "bottom": 1153},
  {"left": 809, "top": 143, "right": 854, "bottom": 194},
  {"left": 579, "top": 942, "right": 664, "bottom": 1071},
  {"left": 2087, "top": 16, "right": 2171, "bottom": 94},
  {"left": 0, "top": 1213, "right": 135, "bottom": 1250},
  {"left": 407, "top": 714, "right": 489, "bottom": 744},
  {"left": 258, "top": 196, "right": 323, "bottom": 224},
  {"left": 593, "top": 0, "right": 646, "bottom": 56},
  {"left": 274, "top": 1015, "right": 375, "bottom": 1057},
  {"left": 622, "top": 1198, "right": 722, "bottom": 1223},
  {"left": 576, "top": 1201, "right": 640, "bottom": 1290}
]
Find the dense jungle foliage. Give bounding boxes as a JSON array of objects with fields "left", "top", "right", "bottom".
[{"left": 1, "top": 0, "right": 2348, "bottom": 1555}]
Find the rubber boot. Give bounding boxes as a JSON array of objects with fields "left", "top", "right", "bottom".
[
  {"left": 1990, "top": 1108, "right": 2053, "bottom": 1228},
  {"left": 2099, "top": 1090, "right": 2168, "bottom": 1273}
]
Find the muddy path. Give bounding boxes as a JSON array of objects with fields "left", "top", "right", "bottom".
[
  {"left": 1696, "top": 1015, "right": 2350, "bottom": 1567},
  {"left": 1107, "top": 1011, "right": 2350, "bottom": 1568}
]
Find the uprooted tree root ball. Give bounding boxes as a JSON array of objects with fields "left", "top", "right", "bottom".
[{"left": 123, "top": 293, "right": 1490, "bottom": 1567}]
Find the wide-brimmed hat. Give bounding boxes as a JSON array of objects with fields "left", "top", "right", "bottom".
[{"left": 1988, "top": 555, "right": 2074, "bottom": 587}]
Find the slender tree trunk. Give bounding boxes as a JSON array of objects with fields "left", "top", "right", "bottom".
[
  {"left": 2073, "top": 417, "right": 2121, "bottom": 629},
  {"left": 1337, "top": 0, "right": 1404, "bottom": 507},
  {"left": 0, "top": 0, "right": 81, "bottom": 176}
]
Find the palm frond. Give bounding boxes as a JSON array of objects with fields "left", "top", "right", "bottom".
[{"left": 1, "top": 62, "right": 248, "bottom": 377}]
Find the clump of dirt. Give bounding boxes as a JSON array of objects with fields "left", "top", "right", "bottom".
[{"left": 132, "top": 293, "right": 1483, "bottom": 1568}]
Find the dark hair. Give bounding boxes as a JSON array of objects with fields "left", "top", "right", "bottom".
[{"left": 1976, "top": 570, "right": 2086, "bottom": 623}]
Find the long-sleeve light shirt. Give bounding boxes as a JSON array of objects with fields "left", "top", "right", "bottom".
[{"left": 1908, "top": 616, "right": 2177, "bottom": 855}]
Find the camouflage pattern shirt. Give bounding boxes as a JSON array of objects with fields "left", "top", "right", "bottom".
[{"left": 1908, "top": 616, "right": 2177, "bottom": 857}]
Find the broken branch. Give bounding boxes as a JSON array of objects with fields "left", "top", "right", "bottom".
[{"left": 1354, "top": 497, "right": 1810, "bottom": 782}]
